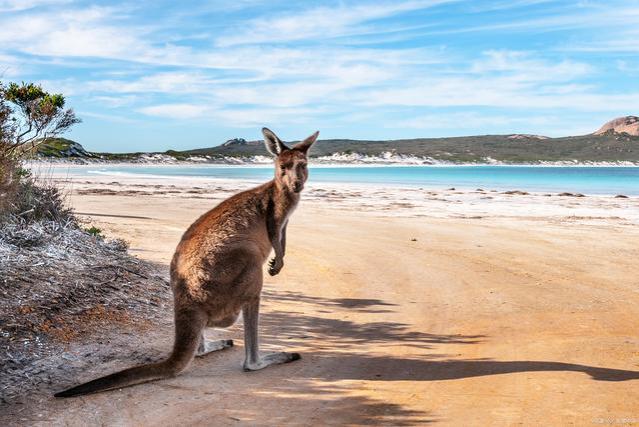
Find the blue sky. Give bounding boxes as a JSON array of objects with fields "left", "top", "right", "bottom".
[{"left": 1, "top": 0, "right": 638, "bottom": 152}]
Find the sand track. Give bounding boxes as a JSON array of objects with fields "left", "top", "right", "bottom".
[{"left": 3, "top": 177, "right": 639, "bottom": 426}]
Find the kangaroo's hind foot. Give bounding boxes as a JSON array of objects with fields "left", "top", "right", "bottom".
[
  {"left": 196, "top": 335, "right": 234, "bottom": 357},
  {"left": 243, "top": 351, "right": 301, "bottom": 371},
  {"left": 242, "top": 297, "right": 301, "bottom": 372}
]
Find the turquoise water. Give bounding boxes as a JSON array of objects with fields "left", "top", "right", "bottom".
[{"left": 80, "top": 165, "right": 639, "bottom": 196}]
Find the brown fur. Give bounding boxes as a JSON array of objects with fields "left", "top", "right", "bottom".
[{"left": 54, "top": 128, "right": 318, "bottom": 397}]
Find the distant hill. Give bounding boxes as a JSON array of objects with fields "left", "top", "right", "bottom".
[
  {"left": 35, "top": 117, "right": 639, "bottom": 164},
  {"left": 180, "top": 133, "right": 639, "bottom": 163},
  {"left": 35, "top": 138, "right": 93, "bottom": 158},
  {"left": 594, "top": 116, "right": 639, "bottom": 136}
]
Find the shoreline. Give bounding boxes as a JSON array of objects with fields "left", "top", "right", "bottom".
[
  {"left": 45, "top": 170, "right": 639, "bottom": 225},
  {"left": 32, "top": 162, "right": 639, "bottom": 198},
  {"left": 27, "top": 158, "right": 639, "bottom": 168}
]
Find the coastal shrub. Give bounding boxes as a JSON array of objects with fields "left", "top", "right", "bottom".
[
  {"left": 108, "top": 237, "right": 130, "bottom": 252},
  {"left": 0, "top": 83, "right": 17, "bottom": 215},
  {"left": 8, "top": 171, "right": 75, "bottom": 224},
  {"left": 0, "top": 82, "right": 80, "bottom": 158},
  {"left": 0, "top": 155, "right": 17, "bottom": 215},
  {"left": 0, "top": 80, "right": 80, "bottom": 226},
  {"left": 85, "top": 226, "right": 103, "bottom": 238},
  {"left": 0, "top": 159, "right": 75, "bottom": 225}
]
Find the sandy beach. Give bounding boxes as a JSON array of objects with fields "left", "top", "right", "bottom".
[{"left": 12, "top": 171, "right": 639, "bottom": 425}]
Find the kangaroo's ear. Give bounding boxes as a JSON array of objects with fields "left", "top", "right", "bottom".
[
  {"left": 293, "top": 130, "right": 319, "bottom": 155},
  {"left": 262, "top": 127, "right": 290, "bottom": 156}
]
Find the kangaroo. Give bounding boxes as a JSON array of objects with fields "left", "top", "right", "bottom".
[{"left": 54, "top": 127, "right": 319, "bottom": 397}]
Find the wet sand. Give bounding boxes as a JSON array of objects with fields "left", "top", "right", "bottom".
[{"left": 14, "top": 172, "right": 639, "bottom": 425}]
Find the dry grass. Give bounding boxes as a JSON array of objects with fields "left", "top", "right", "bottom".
[
  {"left": 0, "top": 162, "right": 75, "bottom": 225},
  {"left": 0, "top": 218, "right": 172, "bottom": 401},
  {"left": 0, "top": 156, "right": 17, "bottom": 215},
  {"left": 0, "top": 167, "right": 172, "bottom": 402}
]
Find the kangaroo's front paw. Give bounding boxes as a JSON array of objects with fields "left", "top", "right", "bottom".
[{"left": 268, "top": 257, "right": 284, "bottom": 276}]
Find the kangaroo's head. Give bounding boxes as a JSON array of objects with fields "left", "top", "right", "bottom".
[{"left": 262, "top": 128, "right": 319, "bottom": 194}]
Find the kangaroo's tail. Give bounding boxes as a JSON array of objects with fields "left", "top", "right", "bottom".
[
  {"left": 54, "top": 360, "right": 178, "bottom": 397},
  {"left": 55, "top": 308, "right": 205, "bottom": 398}
]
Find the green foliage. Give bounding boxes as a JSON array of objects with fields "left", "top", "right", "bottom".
[
  {"left": 4, "top": 82, "right": 66, "bottom": 109},
  {"left": 36, "top": 139, "right": 72, "bottom": 157},
  {"left": 0, "top": 80, "right": 80, "bottom": 158},
  {"left": 35, "top": 138, "right": 92, "bottom": 158},
  {"left": 164, "top": 149, "right": 189, "bottom": 160},
  {"left": 15, "top": 165, "right": 31, "bottom": 179},
  {"left": 85, "top": 226, "right": 103, "bottom": 238}
]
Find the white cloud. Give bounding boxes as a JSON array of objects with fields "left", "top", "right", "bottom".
[
  {"left": 471, "top": 50, "right": 592, "bottom": 82},
  {"left": 80, "top": 111, "right": 139, "bottom": 124},
  {"left": 45, "top": 44, "right": 632, "bottom": 123},
  {"left": 92, "top": 95, "right": 139, "bottom": 108},
  {"left": 391, "top": 111, "right": 601, "bottom": 136},
  {"left": 359, "top": 78, "right": 639, "bottom": 111},
  {"left": 1, "top": 0, "right": 636, "bottom": 138},
  {"left": 138, "top": 104, "right": 208, "bottom": 119},
  {"left": 209, "top": 106, "right": 323, "bottom": 127},
  {"left": 215, "top": 0, "right": 456, "bottom": 46},
  {"left": 394, "top": 112, "right": 552, "bottom": 130},
  {"left": 86, "top": 72, "right": 224, "bottom": 95},
  {"left": 463, "top": 0, "right": 556, "bottom": 13},
  {"left": 562, "top": 32, "right": 639, "bottom": 53},
  {"left": 0, "top": 0, "right": 69, "bottom": 12},
  {"left": 0, "top": 53, "right": 22, "bottom": 77},
  {"left": 40, "top": 45, "right": 445, "bottom": 109},
  {"left": 0, "top": 7, "right": 143, "bottom": 60},
  {"left": 137, "top": 102, "right": 325, "bottom": 127}
]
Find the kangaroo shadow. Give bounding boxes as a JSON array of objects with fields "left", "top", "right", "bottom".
[
  {"left": 262, "top": 290, "right": 398, "bottom": 313},
  {"left": 309, "top": 355, "right": 639, "bottom": 383},
  {"left": 257, "top": 290, "right": 639, "bottom": 384},
  {"left": 259, "top": 310, "right": 485, "bottom": 349}
]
